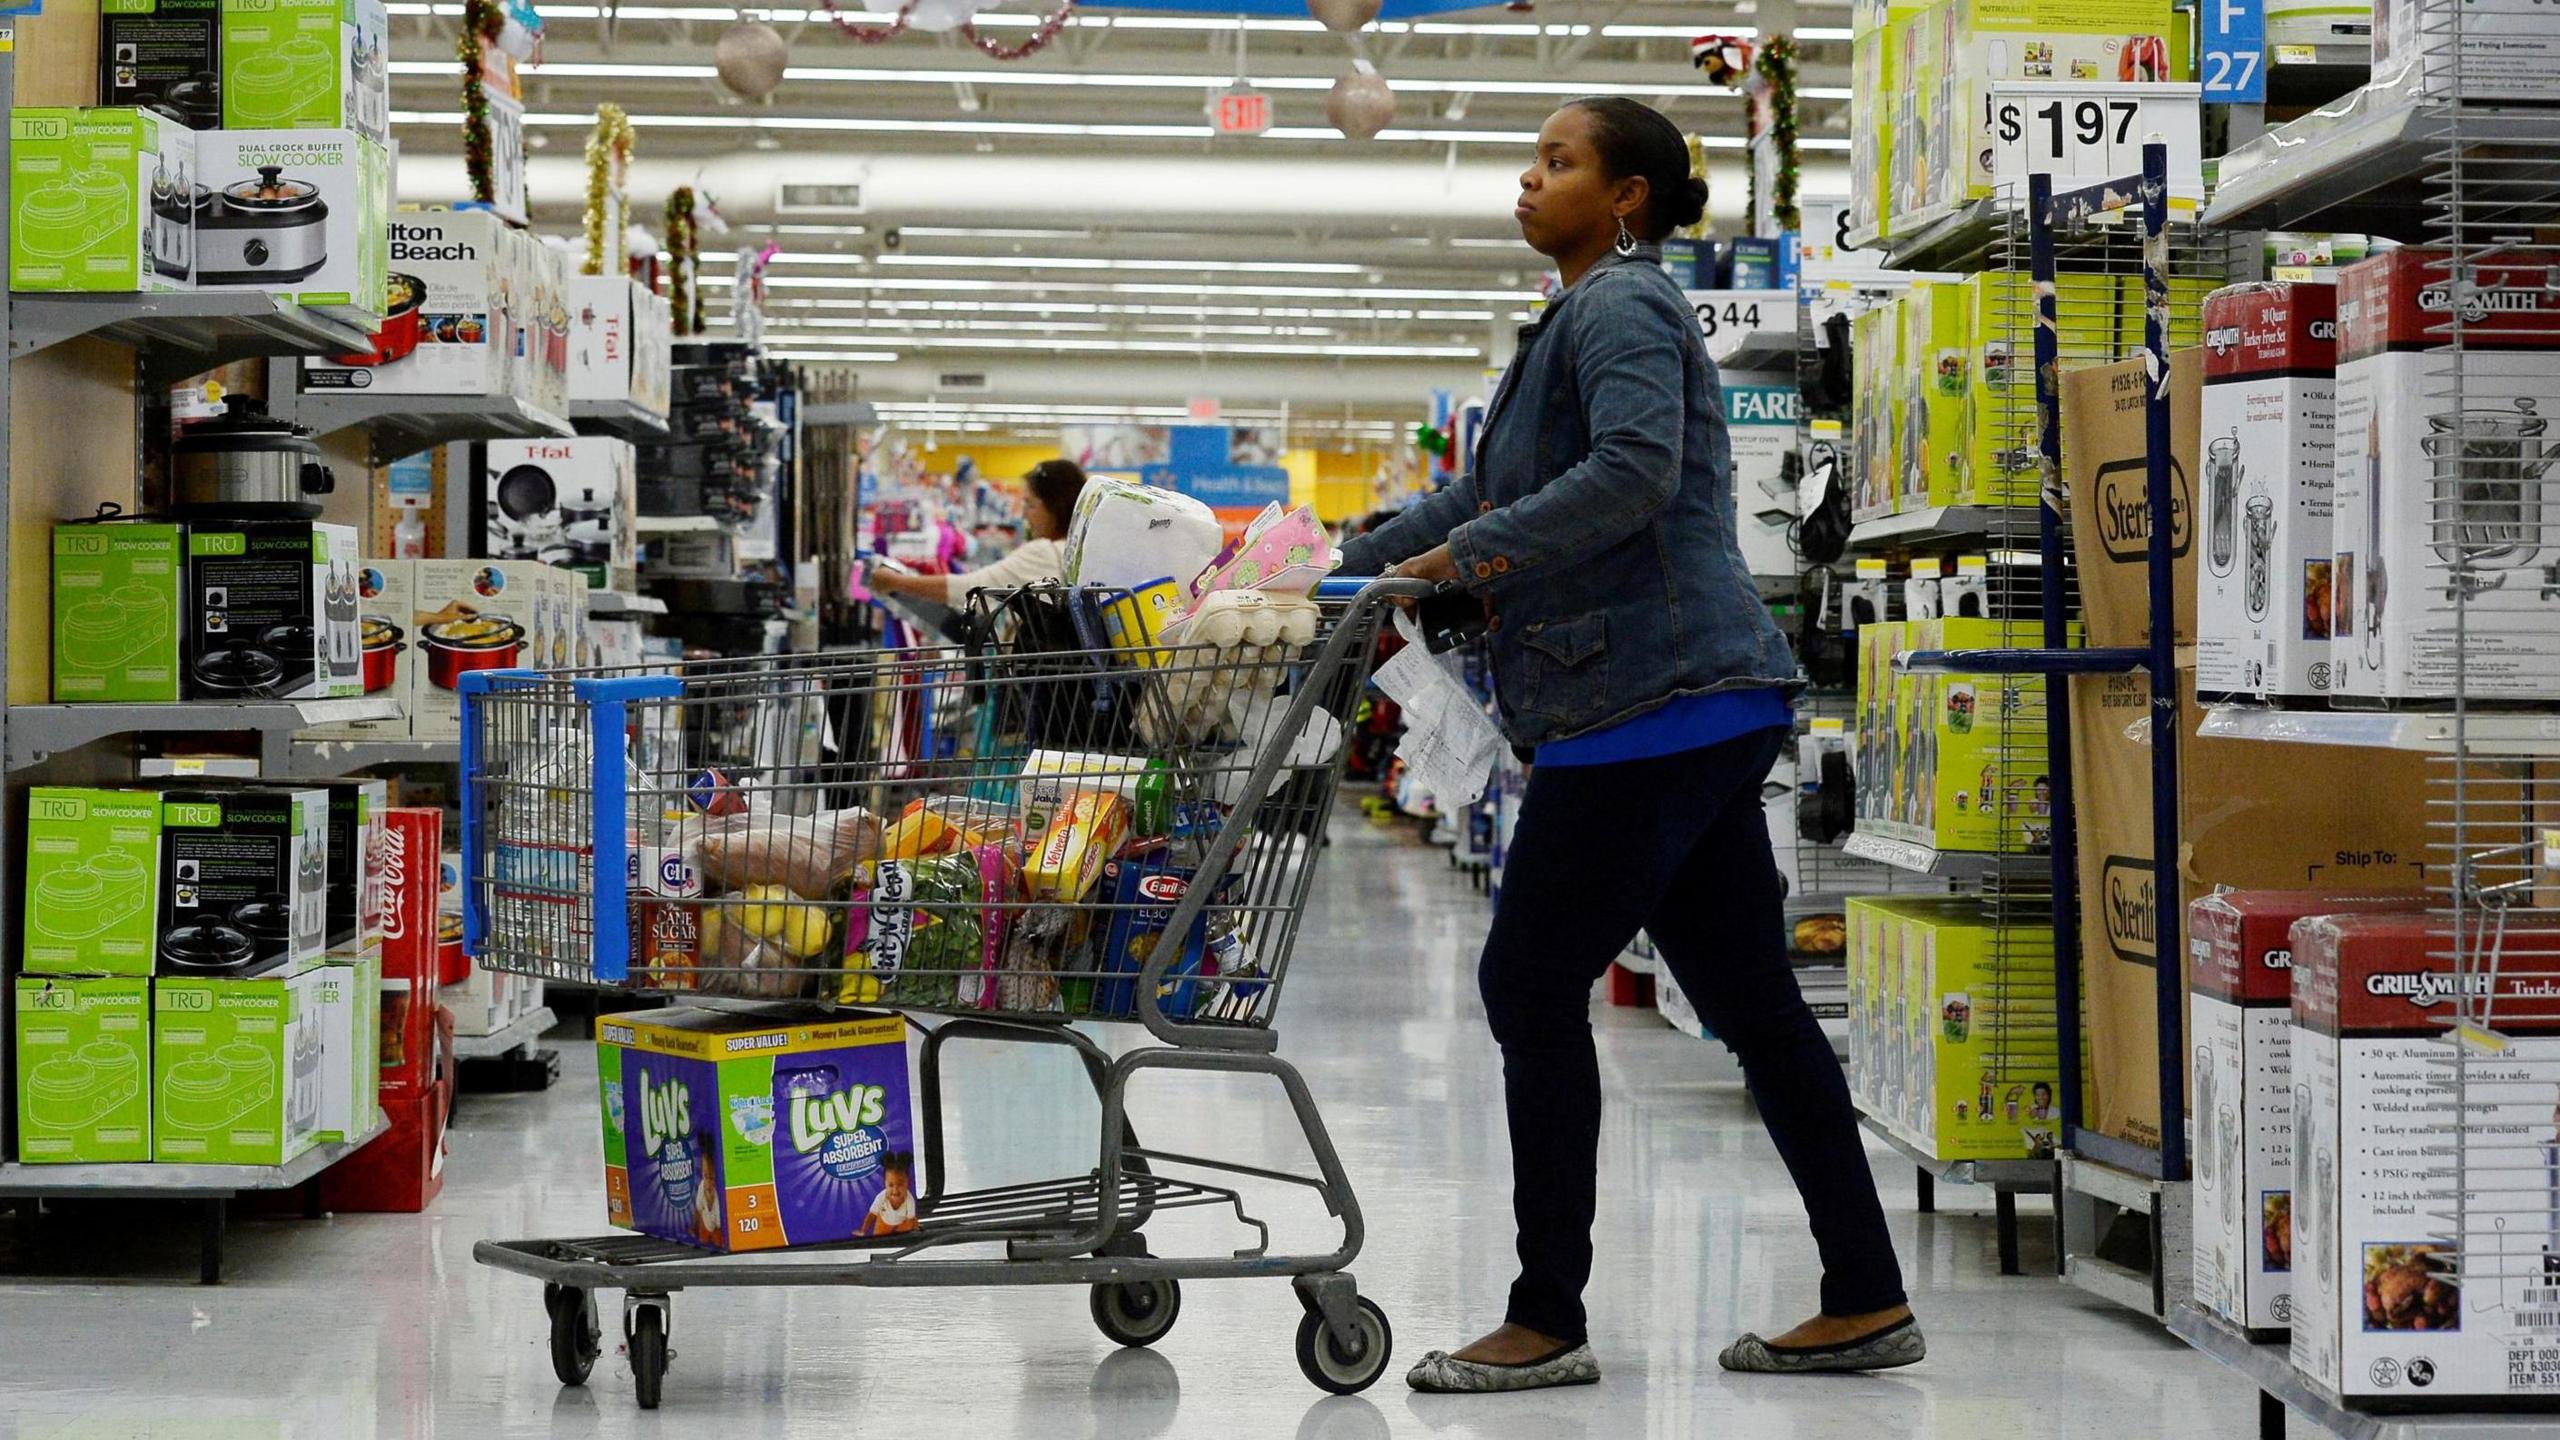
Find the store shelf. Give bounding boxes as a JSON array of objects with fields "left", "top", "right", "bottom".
[
  {"left": 2205, "top": 93, "right": 2560, "bottom": 240},
  {"left": 1848, "top": 505, "right": 2034, "bottom": 548},
  {"left": 2170, "top": 1304, "right": 2560, "bottom": 1439},
  {"left": 2198, "top": 705, "right": 2560, "bottom": 757},
  {"left": 1842, "top": 831, "right": 2045, "bottom": 878},
  {"left": 801, "top": 399, "right": 880, "bottom": 427},
  {"left": 455, "top": 1006, "right": 556, "bottom": 1061},
  {"left": 7, "top": 698, "right": 404, "bottom": 773},
  {"left": 1847, "top": 198, "right": 2006, "bottom": 273},
  {"left": 1859, "top": 1113, "right": 2056, "bottom": 1190},
  {"left": 2063, "top": 1254, "right": 2160, "bottom": 1314},
  {"left": 2263, "top": 43, "right": 2371, "bottom": 109},
  {"left": 569, "top": 396, "right": 671, "bottom": 441},
  {"left": 1712, "top": 329, "right": 1800, "bottom": 374},
  {"left": 280, "top": 387, "right": 572, "bottom": 464},
  {"left": 585, "top": 588, "right": 668, "bottom": 616},
  {"left": 8, "top": 291, "right": 376, "bottom": 388},
  {"left": 636, "top": 514, "right": 728, "bottom": 534},
  {"left": 279, "top": 738, "right": 459, "bottom": 777},
  {"left": 0, "top": 1114, "right": 387, "bottom": 1199}
]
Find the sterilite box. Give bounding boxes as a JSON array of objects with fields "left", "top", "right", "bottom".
[
  {"left": 2331, "top": 248, "right": 2560, "bottom": 702},
  {"left": 2291, "top": 911, "right": 2560, "bottom": 1402},
  {"left": 2196, "top": 281, "right": 2340, "bottom": 702},
  {"left": 2188, "top": 889, "right": 2425, "bottom": 1337}
]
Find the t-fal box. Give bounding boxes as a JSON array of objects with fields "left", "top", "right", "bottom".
[
  {"left": 303, "top": 210, "right": 509, "bottom": 397},
  {"left": 2291, "top": 911, "right": 2560, "bottom": 1403},
  {"left": 101, "top": 0, "right": 224, "bottom": 128},
  {"left": 53, "top": 520, "right": 185, "bottom": 702},
  {"left": 409, "top": 560, "right": 552, "bottom": 740},
  {"left": 184, "top": 519, "right": 328, "bottom": 701},
  {"left": 2198, "top": 282, "right": 2340, "bottom": 702},
  {"left": 317, "top": 779, "right": 388, "bottom": 953},
  {"left": 298, "top": 558, "right": 413, "bottom": 741},
  {"left": 2189, "top": 889, "right": 2427, "bottom": 1337},
  {"left": 219, "top": 0, "right": 390, "bottom": 141},
  {"left": 2333, "top": 249, "right": 2560, "bottom": 702},
  {"left": 600, "top": 1006, "right": 916, "bottom": 1252},
  {"left": 568, "top": 273, "right": 632, "bottom": 404},
  {"left": 484, "top": 436, "right": 636, "bottom": 589},
  {"left": 10, "top": 106, "right": 193, "bottom": 293},
  {"left": 157, "top": 787, "right": 329, "bottom": 978},
  {"left": 193, "top": 128, "right": 389, "bottom": 322}
]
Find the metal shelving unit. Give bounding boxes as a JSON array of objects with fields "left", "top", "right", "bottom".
[
  {"left": 9, "top": 292, "right": 375, "bottom": 389},
  {"left": 455, "top": 1005, "right": 557, "bottom": 1062},
  {"left": 1847, "top": 505, "right": 2035, "bottom": 548},
  {"left": 586, "top": 589, "right": 668, "bottom": 616},
  {"left": 635, "top": 514, "right": 727, "bottom": 534},
  {"left": 275, "top": 363, "right": 572, "bottom": 465},
  {"left": 1860, "top": 1115, "right": 2057, "bottom": 1277},
  {"left": 2198, "top": 705, "right": 2560, "bottom": 756},
  {"left": 569, "top": 395, "right": 671, "bottom": 441},
  {"left": 277, "top": 737, "right": 458, "bottom": 777},
  {"left": 1841, "top": 831, "right": 2045, "bottom": 880},
  {"left": 7, "top": 697, "right": 404, "bottom": 773}
]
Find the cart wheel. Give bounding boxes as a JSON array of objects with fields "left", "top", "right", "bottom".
[
  {"left": 627, "top": 1305, "right": 668, "bottom": 1410},
  {"left": 546, "top": 1285, "right": 600, "bottom": 1387},
  {"left": 1295, "top": 1296, "right": 1392, "bottom": 1395},
  {"left": 1090, "top": 1278, "right": 1183, "bottom": 1348}
]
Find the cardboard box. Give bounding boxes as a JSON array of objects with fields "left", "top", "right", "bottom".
[
  {"left": 311, "top": 946, "right": 381, "bottom": 1142},
  {"left": 631, "top": 281, "right": 673, "bottom": 418},
  {"left": 10, "top": 106, "right": 193, "bottom": 293},
  {"left": 1724, "top": 377, "right": 1802, "bottom": 577},
  {"left": 303, "top": 210, "right": 509, "bottom": 396},
  {"left": 318, "top": 520, "right": 361, "bottom": 699},
  {"left": 570, "top": 273, "right": 675, "bottom": 409},
  {"left": 1845, "top": 895, "right": 2062, "bottom": 1161},
  {"left": 443, "top": 960, "right": 511, "bottom": 1037},
  {"left": 1932, "top": 0, "right": 2180, "bottom": 214},
  {"left": 157, "top": 786, "right": 329, "bottom": 978},
  {"left": 219, "top": 0, "right": 390, "bottom": 140},
  {"left": 15, "top": 975, "right": 152, "bottom": 1163},
  {"left": 24, "top": 787, "right": 164, "bottom": 977},
  {"left": 2067, "top": 668, "right": 2441, "bottom": 1150},
  {"left": 101, "top": 0, "right": 224, "bottom": 127},
  {"left": 1866, "top": 616, "right": 2057, "bottom": 854},
  {"left": 2290, "top": 913, "right": 2560, "bottom": 1401},
  {"left": 1900, "top": 280, "right": 1971, "bottom": 510},
  {"left": 153, "top": 965, "right": 327, "bottom": 1165},
  {"left": 2371, "top": 0, "right": 2560, "bottom": 101},
  {"left": 1851, "top": 303, "right": 1901, "bottom": 519},
  {"left": 599, "top": 1006, "right": 916, "bottom": 1252},
  {"left": 375, "top": 806, "right": 439, "bottom": 990},
  {"left": 409, "top": 560, "right": 553, "bottom": 739},
  {"left": 2197, "top": 282, "right": 2341, "bottom": 701},
  {"left": 2332, "top": 248, "right": 2560, "bottom": 702},
  {"left": 318, "top": 779, "right": 387, "bottom": 952},
  {"left": 184, "top": 518, "right": 330, "bottom": 701},
  {"left": 1977, "top": 272, "right": 2142, "bottom": 509},
  {"left": 484, "top": 436, "right": 636, "bottom": 589},
  {"left": 193, "top": 128, "right": 389, "bottom": 321},
  {"left": 2188, "top": 889, "right": 2427, "bottom": 1337},
  {"left": 2063, "top": 348, "right": 2202, "bottom": 649},
  {"left": 53, "top": 520, "right": 186, "bottom": 702},
  {"left": 300, "top": 558, "right": 413, "bottom": 740},
  {"left": 316, "top": 1081, "right": 448, "bottom": 1212}
]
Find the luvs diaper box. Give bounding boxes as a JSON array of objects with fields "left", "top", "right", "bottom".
[
  {"left": 599, "top": 1006, "right": 916, "bottom": 1252},
  {"left": 15, "top": 975, "right": 152, "bottom": 1163}
]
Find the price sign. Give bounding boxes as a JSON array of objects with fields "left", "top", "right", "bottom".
[
  {"left": 1683, "top": 289, "right": 1792, "bottom": 346},
  {"left": 1987, "top": 81, "right": 2206, "bottom": 204},
  {"left": 2201, "top": 0, "right": 2268, "bottom": 103}
]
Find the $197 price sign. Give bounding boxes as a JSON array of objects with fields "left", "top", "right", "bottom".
[{"left": 1986, "top": 81, "right": 2205, "bottom": 204}]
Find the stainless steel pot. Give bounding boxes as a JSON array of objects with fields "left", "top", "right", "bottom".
[{"left": 172, "top": 394, "right": 333, "bottom": 517}]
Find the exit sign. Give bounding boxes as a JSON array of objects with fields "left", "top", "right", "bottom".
[{"left": 1212, "top": 88, "right": 1272, "bottom": 136}]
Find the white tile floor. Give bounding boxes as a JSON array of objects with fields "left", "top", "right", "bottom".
[{"left": 0, "top": 818, "right": 2281, "bottom": 1438}]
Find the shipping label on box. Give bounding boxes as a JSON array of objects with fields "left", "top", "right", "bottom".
[
  {"left": 2332, "top": 248, "right": 2560, "bottom": 702},
  {"left": 2198, "top": 282, "right": 2340, "bottom": 701},
  {"left": 53, "top": 520, "right": 184, "bottom": 702},
  {"left": 10, "top": 106, "right": 193, "bottom": 293},
  {"left": 193, "top": 128, "right": 388, "bottom": 319},
  {"left": 220, "top": 0, "right": 390, "bottom": 140},
  {"left": 15, "top": 975, "right": 152, "bottom": 1163}
]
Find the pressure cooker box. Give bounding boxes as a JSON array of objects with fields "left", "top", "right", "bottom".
[
  {"left": 219, "top": 0, "right": 390, "bottom": 141},
  {"left": 2188, "top": 888, "right": 2427, "bottom": 1339},
  {"left": 24, "top": 787, "right": 164, "bottom": 978},
  {"left": 303, "top": 209, "right": 507, "bottom": 396},
  {"left": 408, "top": 559, "right": 566, "bottom": 740},
  {"left": 183, "top": 518, "right": 345, "bottom": 702},
  {"left": 301, "top": 558, "right": 413, "bottom": 741},
  {"left": 2332, "top": 247, "right": 2560, "bottom": 702},
  {"left": 484, "top": 436, "right": 637, "bottom": 589},
  {"left": 100, "top": 0, "right": 224, "bottom": 129},
  {"left": 2197, "top": 281, "right": 2340, "bottom": 703},
  {"left": 193, "top": 128, "right": 389, "bottom": 323},
  {"left": 52, "top": 520, "right": 185, "bottom": 703},
  {"left": 15, "top": 975, "right": 152, "bottom": 1163},
  {"left": 158, "top": 786, "right": 329, "bottom": 980},
  {"left": 9, "top": 106, "right": 193, "bottom": 293},
  {"left": 153, "top": 965, "right": 329, "bottom": 1166},
  {"left": 2289, "top": 912, "right": 2560, "bottom": 1403}
]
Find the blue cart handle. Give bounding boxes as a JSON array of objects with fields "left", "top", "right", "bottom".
[{"left": 1311, "top": 575, "right": 1444, "bottom": 603}]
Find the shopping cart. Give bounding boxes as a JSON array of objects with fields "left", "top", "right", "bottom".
[{"left": 460, "top": 576, "right": 1423, "bottom": 1409}]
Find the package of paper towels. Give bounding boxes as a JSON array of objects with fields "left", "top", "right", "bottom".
[{"left": 1064, "top": 477, "right": 1226, "bottom": 593}]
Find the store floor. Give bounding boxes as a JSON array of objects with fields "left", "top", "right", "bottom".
[{"left": 0, "top": 819, "right": 2271, "bottom": 1438}]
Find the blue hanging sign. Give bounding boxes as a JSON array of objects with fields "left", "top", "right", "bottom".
[{"left": 2200, "top": 0, "right": 2267, "bottom": 104}]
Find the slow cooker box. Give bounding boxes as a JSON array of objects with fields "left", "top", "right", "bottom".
[
  {"left": 153, "top": 967, "right": 331, "bottom": 1166},
  {"left": 409, "top": 559, "right": 573, "bottom": 740},
  {"left": 99, "top": 0, "right": 225, "bottom": 129},
  {"left": 193, "top": 127, "right": 389, "bottom": 324},
  {"left": 302, "top": 558, "right": 414, "bottom": 741},
  {"left": 22, "top": 786, "right": 164, "bottom": 978},
  {"left": 9, "top": 106, "right": 193, "bottom": 295},
  {"left": 53, "top": 520, "right": 187, "bottom": 702},
  {"left": 182, "top": 518, "right": 334, "bottom": 702},
  {"left": 14, "top": 976, "right": 152, "bottom": 1164},
  {"left": 156, "top": 786, "right": 330, "bottom": 979},
  {"left": 218, "top": 0, "right": 390, "bottom": 141}
]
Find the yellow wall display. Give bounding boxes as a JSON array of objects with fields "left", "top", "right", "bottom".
[{"left": 1847, "top": 895, "right": 2062, "bottom": 1162}]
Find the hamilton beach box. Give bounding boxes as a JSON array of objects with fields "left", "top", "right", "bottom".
[{"left": 304, "top": 210, "right": 509, "bottom": 396}]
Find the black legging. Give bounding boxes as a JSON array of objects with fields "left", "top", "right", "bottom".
[{"left": 1477, "top": 725, "right": 1908, "bottom": 1343}]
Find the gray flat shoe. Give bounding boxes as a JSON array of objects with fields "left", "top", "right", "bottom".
[
  {"left": 1718, "top": 1316, "right": 1925, "bottom": 1374},
  {"left": 1406, "top": 1341, "right": 1601, "bottom": 1393}
]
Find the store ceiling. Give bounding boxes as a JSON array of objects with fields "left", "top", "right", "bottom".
[{"left": 389, "top": 0, "right": 1853, "bottom": 442}]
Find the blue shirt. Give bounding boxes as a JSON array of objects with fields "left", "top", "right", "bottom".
[{"left": 1532, "top": 686, "right": 1792, "bottom": 767}]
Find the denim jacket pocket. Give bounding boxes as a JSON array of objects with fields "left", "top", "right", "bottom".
[{"left": 1514, "top": 611, "right": 1609, "bottom": 726}]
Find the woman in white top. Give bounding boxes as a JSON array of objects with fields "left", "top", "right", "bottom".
[{"left": 869, "top": 459, "right": 1088, "bottom": 607}]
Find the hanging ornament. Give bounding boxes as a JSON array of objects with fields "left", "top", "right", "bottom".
[
  {"left": 1690, "top": 33, "right": 1753, "bottom": 87},
  {"left": 665, "top": 188, "right": 702, "bottom": 337},
  {"left": 1327, "top": 64, "right": 1395, "bottom": 142},
  {"left": 1754, "top": 35, "right": 1802, "bottom": 233},
  {"left": 816, "top": 0, "right": 1074, "bottom": 55},
  {"left": 715, "top": 21, "right": 790, "bottom": 100},
  {"left": 1306, "top": 0, "right": 1381, "bottom": 34}
]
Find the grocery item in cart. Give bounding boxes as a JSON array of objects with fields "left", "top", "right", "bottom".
[
  {"left": 1186, "top": 502, "right": 1335, "bottom": 605},
  {"left": 598, "top": 1005, "right": 915, "bottom": 1253},
  {"left": 693, "top": 807, "right": 882, "bottom": 899},
  {"left": 1094, "top": 855, "right": 1238, "bottom": 1020},
  {"left": 839, "top": 847, "right": 1019, "bottom": 1010},
  {"left": 1061, "top": 475, "right": 1224, "bottom": 594},
  {"left": 1018, "top": 749, "right": 1152, "bottom": 836},
  {"left": 1025, "top": 792, "right": 1131, "bottom": 903}
]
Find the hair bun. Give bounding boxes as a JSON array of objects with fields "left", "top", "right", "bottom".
[{"left": 1659, "top": 176, "right": 1709, "bottom": 233}]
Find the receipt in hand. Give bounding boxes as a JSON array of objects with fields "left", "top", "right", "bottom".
[{"left": 1371, "top": 611, "right": 1505, "bottom": 809}]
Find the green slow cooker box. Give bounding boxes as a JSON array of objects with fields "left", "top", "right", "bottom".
[
  {"left": 15, "top": 976, "right": 151, "bottom": 1163},
  {"left": 53, "top": 521, "right": 185, "bottom": 703},
  {"left": 24, "top": 786, "right": 163, "bottom": 977},
  {"left": 154, "top": 967, "right": 326, "bottom": 1165},
  {"left": 9, "top": 106, "right": 190, "bottom": 293},
  {"left": 219, "top": 0, "right": 390, "bottom": 143}
]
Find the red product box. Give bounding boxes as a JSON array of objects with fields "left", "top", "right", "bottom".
[
  {"left": 319, "top": 1052, "right": 454, "bottom": 1214},
  {"left": 2190, "top": 889, "right": 2428, "bottom": 1005},
  {"left": 378, "top": 807, "right": 443, "bottom": 990}
]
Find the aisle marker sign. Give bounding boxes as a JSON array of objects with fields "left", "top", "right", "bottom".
[
  {"left": 1987, "top": 81, "right": 2206, "bottom": 206},
  {"left": 2201, "top": 0, "right": 2267, "bottom": 103}
]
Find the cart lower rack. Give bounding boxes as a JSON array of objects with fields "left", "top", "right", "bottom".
[{"left": 462, "top": 579, "right": 1422, "bottom": 1408}]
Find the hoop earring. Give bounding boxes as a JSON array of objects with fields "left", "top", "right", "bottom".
[{"left": 1614, "top": 218, "right": 1637, "bottom": 256}]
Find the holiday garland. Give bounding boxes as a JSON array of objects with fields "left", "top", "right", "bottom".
[
  {"left": 811, "top": 0, "right": 1075, "bottom": 59},
  {"left": 1755, "top": 35, "right": 1801, "bottom": 233},
  {"left": 665, "top": 187, "right": 701, "bottom": 335},
  {"left": 583, "top": 105, "right": 634, "bottom": 276},
  {"left": 460, "top": 0, "right": 505, "bottom": 206}
]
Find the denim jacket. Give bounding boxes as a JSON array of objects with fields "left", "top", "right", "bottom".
[{"left": 1339, "top": 243, "right": 1801, "bottom": 748}]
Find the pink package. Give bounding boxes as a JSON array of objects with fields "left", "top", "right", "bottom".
[
  {"left": 962, "top": 842, "right": 1020, "bottom": 1010},
  {"left": 1186, "top": 503, "right": 1333, "bottom": 607}
]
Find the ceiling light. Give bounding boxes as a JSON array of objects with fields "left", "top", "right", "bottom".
[
  {"left": 389, "top": 108, "right": 1626, "bottom": 148},
  {"left": 385, "top": 3, "right": 1855, "bottom": 39},
  {"left": 696, "top": 273, "right": 1538, "bottom": 302},
  {"left": 752, "top": 333, "right": 1480, "bottom": 358},
  {"left": 871, "top": 255, "right": 1367, "bottom": 275}
]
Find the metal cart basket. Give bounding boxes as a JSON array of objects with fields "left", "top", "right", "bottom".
[{"left": 460, "top": 577, "right": 1420, "bottom": 1408}]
